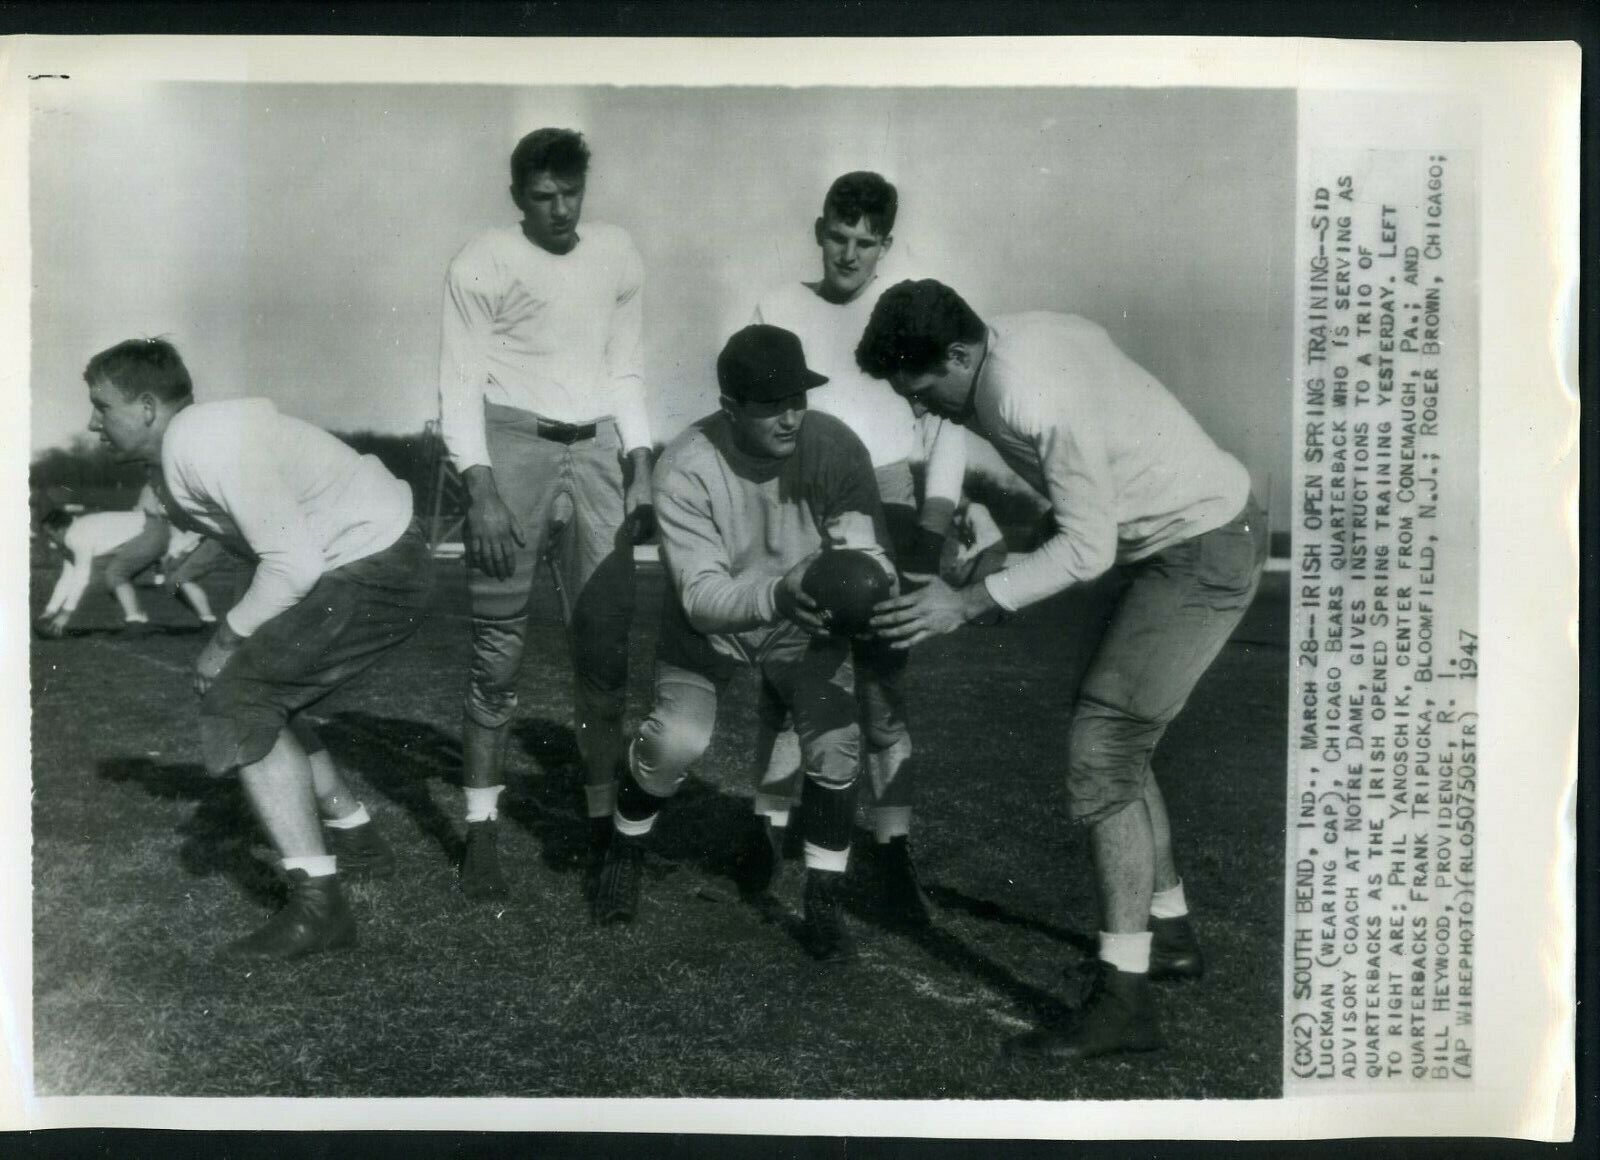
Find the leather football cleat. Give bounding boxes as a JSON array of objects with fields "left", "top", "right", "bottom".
[
  {"left": 876, "top": 836, "right": 932, "bottom": 929},
  {"left": 459, "top": 820, "right": 510, "bottom": 901},
  {"left": 800, "top": 869, "right": 856, "bottom": 963},
  {"left": 324, "top": 818, "right": 396, "bottom": 880},
  {"left": 591, "top": 835, "right": 644, "bottom": 925},
  {"left": 219, "top": 869, "right": 356, "bottom": 961},
  {"left": 1003, "top": 962, "right": 1163, "bottom": 1062},
  {"left": 1148, "top": 914, "right": 1206, "bottom": 980}
]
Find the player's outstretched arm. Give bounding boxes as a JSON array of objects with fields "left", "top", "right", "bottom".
[{"left": 868, "top": 570, "right": 999, "bottom": 650}]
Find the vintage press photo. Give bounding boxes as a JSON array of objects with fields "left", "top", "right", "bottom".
[{"left": 0, "top": 36, "right": 1577, "bottom": 1140}]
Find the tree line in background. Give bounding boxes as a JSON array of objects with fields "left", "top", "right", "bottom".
[
  {"left": 31, "top": 428, "right": 1060, "bottom": 547},
  {"left": 30, "top": 431, "right": 444, "bottom": 519}
]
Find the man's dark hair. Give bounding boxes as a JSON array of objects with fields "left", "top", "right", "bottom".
[
  {"left": 510, "top": 128, "right": 591, "bottom": 190},
  {"left": 823, "top": 171, "right": 897, "bottom": 237},
  {"left": 83, "top": 338, "right": 194, "bottom": 403},
  {"left": 41, "top": 508, "right": 74, "bottom": 536},
  {"left": 855, "top": 279, "right": 986, "bottom": 380}
]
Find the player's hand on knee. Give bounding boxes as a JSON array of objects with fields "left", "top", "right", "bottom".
[
  {"left": 466, "top": 486, "right": 525, "bottom": 582},
  {"left": 35, "top": 611, "right": 70, "bottom": 639},
  {"left": 776, "top": 554, "right": 831, "bottom": 636}
]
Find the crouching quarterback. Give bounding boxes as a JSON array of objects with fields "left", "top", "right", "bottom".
[
  {"left": 859, "top": 281, "right": 1268, "bottom": 1062},
  {"left": 591, "top": 324, "right": 894, "bottom": 962},
  {"left": 82, "top": 338, "right": 432, "bottom": 959}
]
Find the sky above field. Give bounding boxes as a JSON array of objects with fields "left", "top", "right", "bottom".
[{"left": 29, "top": 82, "right": 1294, "bottom": 524}]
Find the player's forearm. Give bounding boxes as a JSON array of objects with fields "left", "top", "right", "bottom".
[
  {"left": 961, "top": 580, "right": 1001, "bottom": 623},
  {"left": 983, "top": 529, "right": 1113, "bottom": 612},
  {"left": 438, "top": 383, "right": 491, "bottom": 473},
  {"left": 614, "top": 380, "right": 653, "bottom": 454},
  {"left": 225, "top": 553, "right": 323, "bottom": 637},
  {"left": 58, "top": 562, "right": 91, "bottom": 614},
  {"left": 681, "top": 574, "right": 779, "bottom": 636},
  {"left": 42, "top": 566, "right": 76, "bottom": 616}
]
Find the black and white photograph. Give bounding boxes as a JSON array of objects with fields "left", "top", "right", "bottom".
[{"left": 2, "top": 34, "right": 1577, "bottom": 1140}]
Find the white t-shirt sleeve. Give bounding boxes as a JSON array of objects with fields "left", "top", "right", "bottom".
[
  {"left": 438, "top": 247, "right": 497, "bottom": 473},
  {"left": 607, "top": 238, "right": 652, "bottom": 453},
  {"left": 175, "top": 432, "right": 326, "bottom": 637},
  {"left": 982, "top": 386, "right": 1118, "bottom": 611},
  {"left": 655, "top": 456, "right": 781, "bottom": 634}
]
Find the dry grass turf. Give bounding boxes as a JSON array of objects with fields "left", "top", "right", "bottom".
[{"left": 29, "top": 545, "right": 1287, "bottom": 1099}]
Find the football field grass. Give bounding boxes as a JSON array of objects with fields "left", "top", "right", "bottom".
[{"left": 29, "top": 548, "right": 1288, "bottom": 1100}]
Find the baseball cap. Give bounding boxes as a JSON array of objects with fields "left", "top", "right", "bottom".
[{"left": 717, "top": 325, "right": 829, "bottom": 403}]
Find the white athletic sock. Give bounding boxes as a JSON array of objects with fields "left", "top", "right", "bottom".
[
  {"left": 1098, "top": 931, "right": 1153, "bottom": 974},
  {"left": 585, "top": 781, "right": 618, "bottom": 820},
  {"left": 802, "top": 841, "right": 850, "bottom": 874},
  {"left": 123, "top": 612, "right": 149, "bottom": 624},
  {"left": 872, "top": 806, "right": 913, "bottom": 844},
  {"left": 614, "top": 810, "right": 656, "bottom": 839},
  {"left": 324, "top": 803, "right": 371, "bottom": 829},
  {"left": 281, "top": 855, "right": 337, "bottom": 878},
  {"left": 1150, "top": 881, "right": 1189, "bottom": 920},
  {"left": 464, "top": 785, "right": 504, "bottom": 823},
  {"left": 754, "top": 793, "right": 795, "bottom": 828}
]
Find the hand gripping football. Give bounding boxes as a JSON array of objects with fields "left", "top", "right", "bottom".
[{"left": 801, "top": 548, "right": 892, "bottom": 636}]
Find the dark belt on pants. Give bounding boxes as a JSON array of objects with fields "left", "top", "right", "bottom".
[{"left": 537, "top": 418, "right": 599, "bottom": 444}]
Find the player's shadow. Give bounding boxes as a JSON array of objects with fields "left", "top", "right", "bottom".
[
  {"left": 96, "top": 756, "right": 283, "bottom": 906},
  {"left": 914, "top": 881, "right": 1097, "bottom": 952},
  {"left": 45, "top": 624, "right": 205, "bottom": 640},
  {"left": 314, "top": 711, "right": 467, "bottom": 863},
  {"left": 316, "top": 710, "right": 633, "bottom": 878}
]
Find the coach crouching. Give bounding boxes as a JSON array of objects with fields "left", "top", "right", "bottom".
[
  {"left": 592, "top": 324, "right": 893, "bottom": 962},
  {"left": 81, "top": 338, "right": 433, "bottom": 960}
]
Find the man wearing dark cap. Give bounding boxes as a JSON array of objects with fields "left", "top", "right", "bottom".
[{"left": 590, "top": 325, "right": 894, "bottom": 962}]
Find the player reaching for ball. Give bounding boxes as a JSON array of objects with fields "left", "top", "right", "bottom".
[
  {"left": 858, "top": 281, "right": 1268, "bottom": 1062},
  {"left": 590, "top": 324, "right": 893, "bottom": 962},
  {"left": 79, "top": 337, "right": 429, "bottom": 959},
  {"left": 741, "top": 171, "right": 975, "bottom": 927}
]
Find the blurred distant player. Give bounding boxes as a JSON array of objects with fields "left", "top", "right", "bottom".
[
  {"left": 591, "top": 325, "right": 890, "bottom": 962},
  {"left": 861, "top": 281, "right": 1267, "bottom": 1061},
  {"left": 439, "top": 127, "right": 654, "bottom": 900},
  {"left": 36, "top": 483, "right": 214, "bottom": 637},
  {"left": 82, "top": 337, "right": 428, "bottom": 958},
  {"left": 155, "top": 522, "right": 228, "bottom": 622},
  {"left": 744, "top": 172, "right": 972, "bottom": 925}
]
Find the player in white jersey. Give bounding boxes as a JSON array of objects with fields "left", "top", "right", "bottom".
[
  {"left": 439, "top": 128, "right": 654, "bottom": 902},
  {"left": 81, "top": 337, "right": 427, "bottom": 958},
  {"left": 861, "top": 280, "right": 1266, "bottom": 1062},
  {"left": 36, "top": 483, "right": 216, "bottom": 637},
  {"left": 742, "top": 172, "right": 978, "bottom": 927}
]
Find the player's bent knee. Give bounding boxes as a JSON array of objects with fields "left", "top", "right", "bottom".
[
  {"left": 464, "top": 687, "right": 518, "bottom": 731},
  {"left": 803, "top": 726, "right": 860, "bottom": 787},
  {"left": 630, "top": 715, "right": 711, "bottom": 796},
  {"left": 1066, "top": 706, "right": 1163, "bottom": 825}
]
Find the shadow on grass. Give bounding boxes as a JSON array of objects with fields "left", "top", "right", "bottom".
[
  {"left": 315, "top": 711, "right": 465, "bottom": 863},
  {"left": 315, "top": 710, "right": 637, "bottom": 880},
  {"left": 96, "top": 756, "right": 282, "bottom": 906},
  {"left": 38, "top": 623, "right": 206, "bottom": 642}
]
